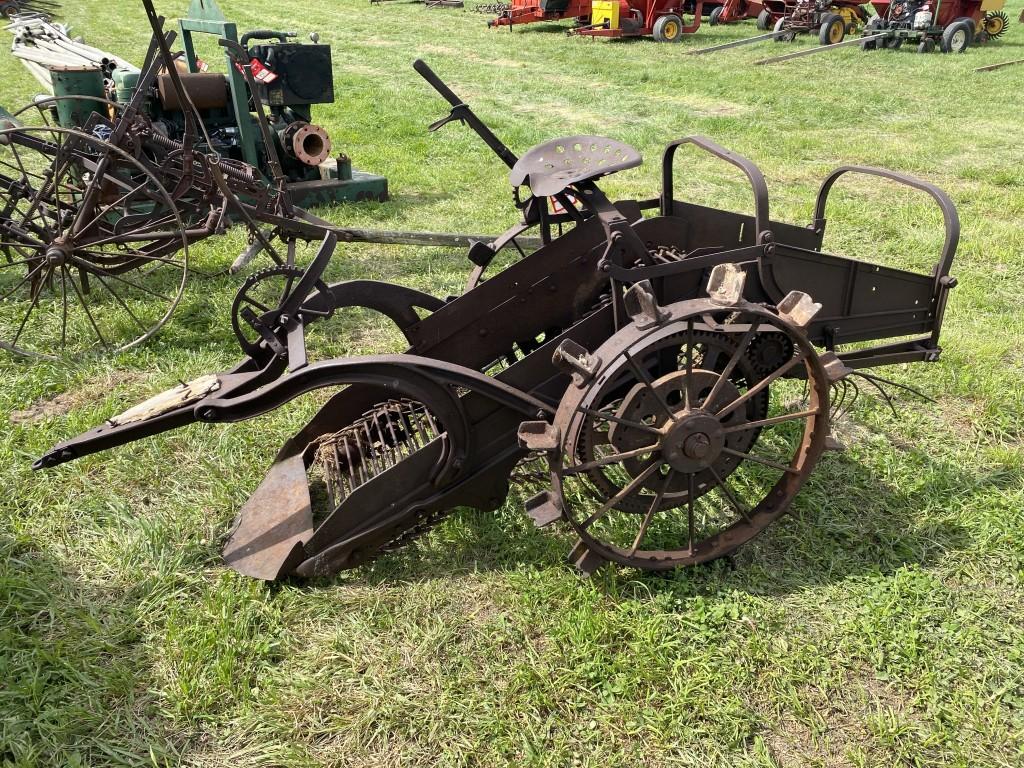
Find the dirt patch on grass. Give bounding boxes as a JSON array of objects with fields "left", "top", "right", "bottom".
[
  {"left": 755, "top": 669, "right": 926, "bottom": 768},
  {"left": 9, "top": 370, "right": 147, "bottom": 425}
]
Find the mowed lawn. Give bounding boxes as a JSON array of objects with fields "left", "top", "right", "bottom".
[{"left": 2, "top": 0, "right": 1024, "bottom": 765}]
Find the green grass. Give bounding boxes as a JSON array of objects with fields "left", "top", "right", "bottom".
[{"left": 2, "top": 0, "right": 1024, "bottom": 765}]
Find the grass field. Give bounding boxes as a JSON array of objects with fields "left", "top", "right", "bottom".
[{"left": 2, "top": 0, "right": 1024, "bottom": 765}]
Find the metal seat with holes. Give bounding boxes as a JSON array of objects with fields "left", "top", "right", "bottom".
[{"left": 509, "top": 135, "right": 642, "bottom": 197}]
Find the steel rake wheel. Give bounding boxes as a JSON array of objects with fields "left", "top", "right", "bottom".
[
  {"left": 11, "top": 95, "right": 124, "bottom": 129},
  {"left": 0, "top": 125, "right": 188, "bottom": 359},
  {"left": 982, "top": 10, "right": 1009, "bottom": 39},
  {"left": 550, "top": 304, "right": 830, "bottom": 570}
]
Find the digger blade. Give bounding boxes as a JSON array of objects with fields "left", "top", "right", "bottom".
[{"left": 222, "top": 453, "right": 313, "bottom": 580}]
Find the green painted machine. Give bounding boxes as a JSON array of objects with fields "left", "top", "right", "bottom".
[{"left": 60, "top": 0, "right": 388, "bottom": 206}]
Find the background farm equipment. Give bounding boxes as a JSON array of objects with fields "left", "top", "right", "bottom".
[
  {"left": 487, "top": 0, "right": 720, "bottom": 36},
  {"left": 569, "top": 0, "right": 713, "bottom": 40},
  {"left": 767, "top": 0, "right": 868, "bottom": 43},
  {"left": 0, "top": 0, "right": 60, "bottom": 18},
  {"left": 7, "top": 0, "right": 388, "bottom": 207},
  {"left": 0, "top": 0, "right": 535, "bottom": 360},
  {"left": 860, "top": 0, "right": 1010, "bottom": 52},
  {"left": 487, "top": 0, "right": 592, "bottom": 29},
  {"left": 36, "top": 59, "right": 959, "bottom": 583},
  {"left": 687, "top": 0, "right": 867, "bottom": 55}
]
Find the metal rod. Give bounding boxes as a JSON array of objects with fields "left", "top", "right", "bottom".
[
  {"left": 754, "top": 33, "right": 887, "bottom": 65},
  {"left": 975, "top": 58, "right": 1024, "bottom": 72},
  {"left": 686, "top": 30, "right": 789, "bottom": 55}
]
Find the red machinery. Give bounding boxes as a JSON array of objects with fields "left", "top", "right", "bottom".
[
  {"left": 861, "top": 0, "right": 1010, "bottom": 52},
  {"left": 489, "top": 0, "right": 724, "bottom": 36},
  {"left": 570, "top": 0, "right": 710, "bottom": 39},
  {"left": 708, "top": 0, "right": 766, "bottom": 25},
  {"left": 488, "top": 0, "right": 591, "bottom": 27}
]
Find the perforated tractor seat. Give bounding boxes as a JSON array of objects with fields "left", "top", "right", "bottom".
[{"left": 509, "top": 135, "right": 642, "bottom": 198}]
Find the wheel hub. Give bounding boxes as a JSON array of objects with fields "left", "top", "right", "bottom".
[
  {"left": 45, "top": 243, "right": 70, "bottom": 266},
  {"left": 660, "top": 412, "right": 725, "bottom": 473}
]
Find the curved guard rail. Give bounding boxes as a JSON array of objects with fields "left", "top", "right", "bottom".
[
  {"left": 661, "top": 136, "right": 771, "bottom": 242},
  {"left": 813, "top": 165, "right": 959, "bottom": 290}
]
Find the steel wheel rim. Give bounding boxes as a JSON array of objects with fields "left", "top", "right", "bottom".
[
  {"left": 12, "top": 95, "right": 125, "bottom": 128},
  {"left": 0, "top": 125, "right": 188, "bottom": 359},
  {"left": 552, "top": 303, "right": 830, "bottom": 569}
]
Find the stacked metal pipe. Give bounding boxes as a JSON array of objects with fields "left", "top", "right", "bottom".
[{"left": 6, "top": 12, "right": 137, "bottom": 93}]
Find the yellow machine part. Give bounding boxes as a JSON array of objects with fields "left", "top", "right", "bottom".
[
  {"left": 980, "top": 0, "right": 1005, "bottom": 11},
  {"left": 835, "top": 5, "right": 862, "bottom": 30},
  {"left": 592, "top": 0, "right": 621, "bottom": 29}
]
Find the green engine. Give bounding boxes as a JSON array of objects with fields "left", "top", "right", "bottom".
[{"left": 60, "top": 0, "right": 388, "bottom": 207}]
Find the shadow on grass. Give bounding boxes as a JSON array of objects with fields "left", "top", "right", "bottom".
[
  {"left": 0, "top": 534, "right": 178, "bottom": 766},
  {"left": 339, "top": 433, "right": 980, "bottom": 600}
]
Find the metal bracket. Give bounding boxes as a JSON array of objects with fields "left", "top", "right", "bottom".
[
  {"left": 623, "top": 280, "right": 668, "bottom": 330},
  {"left": 568, "top": 540, "right": 605, "bottom": 576},
  {"left": 517, "top": 421, "right": 560, "bottom": 452},
  {"left": 552, "top": 339, "right": 601, "bottom": 387},
  {"left": 707, "top": 262, "right": 747, "bottom": 306},
  {"left": 524, "top": 490, "right": 564, "bottom": 528},
  {"left": 777, "top": 290, "right": 821, "bottom": 329},
  {"left": 818, "top": 351, "right": 853, "bottom": 384}
]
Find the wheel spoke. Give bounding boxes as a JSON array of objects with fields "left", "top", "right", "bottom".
[
  {"left": 580, "top": 406, "right": 661, "bottom": 435},
  {"left": 684, "top": 318, "right": 693, "bottom": 409},
  {"left": 243, "top": 297, "right": 272, "bottom": 314},
  {"left": 0, "top": 255, "right": 45, "bottom": 269},
  {"left": 68, "top": 257, "right": 174, "bottom": 302},
  {"left": 71, "top": 179, "right": 149, "bottom": 237},
  {"left": 686, "top": 473, "right": 695, "bottom": 555},
  {"left": 703, "top": 319, "right": 762, "bottom": 410},
  {"left": 623, "top": 350, "right": 678, "bottom": 423},
  {"left": 10, "top": 268, "right": 48, "bottom": 347},
  {"left": 0, "top": 241, "right": 47, "bottom": 251},
  {"left": 89, "top": 268, "right": 151, "bottom": 333},
  {"left": 721, "top": 447, "right": 799, "bottom": 475},
  {"left": 581, "top": 460, "right": 663, "bottom": 530},
  {"left": 723, "top": 407, "right": 821, "bottom": 434},
  {"left": 628, "top": 470, "right": 673, "bottom": 556},
  {"left": 564, "top": 443, "right": 661, "bottom": 475},
  {"left": 76, "top": 250, "right": 186, "bottom": 269},
  {"left": 708, "top": 467, "right": 752, "bottom": 523},
  {"left": 0, "top": 261, "right": 46, "bottom": 301},
  {"left": 715, "top": 353, "right": 804, "bottom": 420},
  {"left": 66, "top": 265, "right": 109, "bottom": 349},
  {"left": 59, "top": 263, "right": 68, "bottom": 349}
]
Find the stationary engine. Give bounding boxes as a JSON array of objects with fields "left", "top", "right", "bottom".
[
  {"left": 113, "top": 28, "right": 346, "bottom": 190},
  {"left": 14, "top": 0, "right": 387, "bottom": 206}
]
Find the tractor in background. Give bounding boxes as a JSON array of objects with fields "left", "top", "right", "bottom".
[
  {"left": 860, "top": 0, "right": 1010, "bottom": 52},
  {"left": 767, "top": 0, "right": 870, "bottom": 43},
  {"left": 697, "top": 0, "right": 869, "bottom": 42}
]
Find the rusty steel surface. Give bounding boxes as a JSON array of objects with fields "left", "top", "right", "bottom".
[{"left": 36, "top": 59, "right": 960, "bottom": 580}]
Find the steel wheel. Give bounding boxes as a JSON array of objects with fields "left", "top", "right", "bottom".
[
  {"left": 982, "top": 10, "right": 1008, "bottom": 39},
  {"left": 551, "top": 302, "right": 830, "bottom": 570},
  {"left": 12, "top": 95, "right": 124, "bottom": 129},
  {"left": 0, "top": 125, "right": 187, "bottom": 359}
]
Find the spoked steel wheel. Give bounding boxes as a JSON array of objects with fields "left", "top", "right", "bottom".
[
  {"left": 0, "top": 125, "right": 188, "bottom": 359},
  {"left": 12, "top": 95, "right": 124, "bottom": 129},
  {"left": 551, "top": 302, "right": 830, "bottom": 570}
]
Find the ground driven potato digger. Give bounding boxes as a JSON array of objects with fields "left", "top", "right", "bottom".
[{"left": 36, "top": 60, "right": 960, "bottom": 581}]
